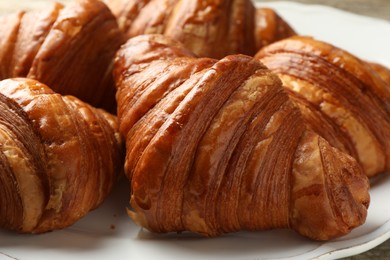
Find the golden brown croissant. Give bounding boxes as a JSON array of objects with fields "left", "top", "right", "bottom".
[
  {"left": 0, "top": 0, "right": 124, "bottom": 112},
  {"left": 0, "top": 78, "right": 123, "bottom": 233},
  {"left": 113, "top": 34, "right": 369, "bottom": 240},
  {"left": 256, "top": 36, "right": 390, "bottom": 177},
  {"left": 104, "top": 0, "right": 295, "bottom": 58},
  {"left": 369, "top": 62, "right": 390, "bottom": 86}
]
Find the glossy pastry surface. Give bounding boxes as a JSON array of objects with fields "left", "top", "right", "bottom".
[
  {"left": 114, "top": 34, "right": 369, "bottom": 240},
  {"left": 0, "top": 0, "right": 124, "bottom": 112},
  {"left": 0, "top": 78, "right": 123, "bottom": 233},
  {"left": 105, "top": 0, "right": 295, "bottom": 58},
  {"left": 256, "top": 36, "right": 390, "bottom": 177}
]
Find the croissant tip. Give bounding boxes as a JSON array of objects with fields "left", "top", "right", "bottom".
[{"left": 127, "top": 207, "right": 150, "bottom": 230}]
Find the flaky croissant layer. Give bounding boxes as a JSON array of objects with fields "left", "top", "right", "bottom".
[
  {"left": 0, "top": 0, "right": 124, "bottom": 112},
  {"left": 0, "top": 78, "right": 123, "bottom": 233},
  {"left": 104, "top": 0, "right": 295, "bottom": 58},
  {"left": 114, "top": 34, "right": 369, "bottom": 240},
  {"left": 256, "top": 36, "right": 390, "bottom": 177}
]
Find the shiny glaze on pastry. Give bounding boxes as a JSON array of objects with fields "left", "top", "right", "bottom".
[
  {"left": 113, "top": 34, "right": 369, "bottom": 240},
  {"left": 0, "top": 0, "right": 124, "bottom": 112},
  {"left": 105, "top": 0, "right": 295, "bottom": 58},
  {"left": 0, "top": 78, "right": 123, "bottom": 233},
  {"left": 256, "top": 36, "right": 390, "bottom": 177}
]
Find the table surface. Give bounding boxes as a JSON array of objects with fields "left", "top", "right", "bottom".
[{"left": 0, "top": 0, "right": 389, "bottom": 259}]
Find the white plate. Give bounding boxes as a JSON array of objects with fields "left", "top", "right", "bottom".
[
  {"left": 0, "top": 0, "right": 69, "bottom": 14},
  {"left": 1, "top": 1, "right": 390, "bottom": 260}
]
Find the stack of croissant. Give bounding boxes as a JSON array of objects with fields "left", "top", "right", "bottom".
[{"left": 1, "top": 0, "right": 389, "bottom": 241}]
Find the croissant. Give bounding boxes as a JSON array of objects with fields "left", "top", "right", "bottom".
[
  {"left": 0, "top": 78, "right": 123, "bottom": 233},
  {"left": 369, "top": 62, "right": 390, "bottom": 86},
  {"left": 255, "top": 36, "right": 390, "bottom": 177},
  {"left": 113, "top": 34, "right": 369, "bottom": 240},
  {"left": 0, "top": 0, "right": 124, "bottom": 112},
  {"left": 104, "top": 0, "right": 295, "bottom": 58}
]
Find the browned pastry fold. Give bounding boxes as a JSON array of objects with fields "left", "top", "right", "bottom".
[
  {"left": 369, "top": 62, "right": 390, "bottom": 86},
  {"left": 0, "top": 78, "right": 123, "bottom": 233},
  {"left": 254, "top": 7, "right": 296, "bottom": 50},
  {"left": 256, "top": 36, "right": 390, "bottom": 177},
  {"left": 0, "top": 0, "right": 124, "bottom": 112},
  {"left": 104, "top": 0, "right": 295, "bottom": 58},
  {"left": 113, "top": 34, "right": 369, "bottom": 240}
]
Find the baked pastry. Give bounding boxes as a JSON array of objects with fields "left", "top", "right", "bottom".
[
  {"left": 369, "top": 62, "right": 390, "bottom": 86},
  {"left": 0, "top": 0, "right": 124, "bottom": 112},
  {"left": 256, "top": 36, "right": 390, "bottom": 177},
  {"left": 105, "top": 0, "right": 295, "bottom": 58},
  {"left": 0, "top": 78, "right": 123, "bottom": 233},
  {"left": 113, "top": 34, "right": 369, "bottom": 240}
]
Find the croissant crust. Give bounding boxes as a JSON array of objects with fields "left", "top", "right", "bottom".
[
  {"left": 256, "top": 36, "right": 390, "bottom": 177},
  {"left": 114, "top": 34, "right": 369, "bottom": 240},
  {"left": 0, "top": 78, "right": 123, "bottom": 233},
  {"left": 0, "top": 0, "right": 124, "bottom": 112},
  {"left": 104, "top": 0, "right": 295, "bottom": 58}
]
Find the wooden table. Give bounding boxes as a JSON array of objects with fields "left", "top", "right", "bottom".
[{"left": 0, "top": 0, "right": 389, "bottom": 258}]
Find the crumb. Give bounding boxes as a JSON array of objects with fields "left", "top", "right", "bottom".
[{"left": 110, "top": 224, "right": 116, "bottom": 230}]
